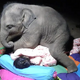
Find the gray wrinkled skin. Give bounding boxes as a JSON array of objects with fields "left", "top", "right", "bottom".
[{"left": 0, "top": 3, "right": 78, "bottom": 73}]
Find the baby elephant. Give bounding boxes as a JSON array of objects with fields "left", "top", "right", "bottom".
[{"left": 0, "top": 3, "right": 77, "bottom": 72}]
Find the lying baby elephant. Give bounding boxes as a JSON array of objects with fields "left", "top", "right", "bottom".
[{"left": 0, "top": 3, "right": 77, "bottom": 73}]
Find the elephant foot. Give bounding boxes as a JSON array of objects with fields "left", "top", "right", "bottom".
[{"left": 67, "top": 64, "right": 78, "bottom": 73}]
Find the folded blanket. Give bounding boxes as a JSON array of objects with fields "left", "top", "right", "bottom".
[
  {"left": 57, "top": 53, "right": 80, "bottom": 80},
  {"left": 75, "top": 64, "right": 80, "bottom": 77},
  {"left": 10, "top": 45, "right": 57, "bottom": 66},
  {"left": 0, "top": 54, "right": 55, "bottom": 80},
  {"left": 70, "top": 53, "right": 80, "bottom": 62},
  {"left": 0, "top": 69, "right": 33, "bottom": 80},
  {"left": 58, "top": 73, "right": 80, "bottom": 80},
  {"left": 51, "top": 65, "right": 67, "bottom": 74},
  {"left": 0, "top": 47, "right": 5, "bottom": 57},
  {"left": 70, "top": 38, "right": 80, "bottom": 55},
  {"left": 58, "top": 64, "right": 80, "bottom": 80}
]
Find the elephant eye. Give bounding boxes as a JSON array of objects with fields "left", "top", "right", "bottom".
[{"left": 6, "top": 25, "right": 14, "bottom": 29}]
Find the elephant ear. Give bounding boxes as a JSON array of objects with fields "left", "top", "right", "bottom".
[{"left": 21, "top": 9, "right": 36, "bottom": 28}]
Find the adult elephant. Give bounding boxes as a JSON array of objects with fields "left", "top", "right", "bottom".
[{"left": 0, "top": 3, "right": 77, "bottom": 73}]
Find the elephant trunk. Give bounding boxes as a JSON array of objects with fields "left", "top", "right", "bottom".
[{"left": 0, "top": 31, "right": 14, "bottom": 48}]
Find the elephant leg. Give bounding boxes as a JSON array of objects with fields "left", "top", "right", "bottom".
[
  {"left": 52, "top": 51, "right": 77, "bottom": 73},
  {"left": 47, "top": 33, "right": 77, "bottom": 73}
]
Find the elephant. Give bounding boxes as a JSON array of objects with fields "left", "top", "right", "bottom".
[{"left": 0, "top": 3, "right": 78, "bottom": 73}]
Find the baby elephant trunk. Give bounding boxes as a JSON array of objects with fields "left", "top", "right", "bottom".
[{"left": 0, "top": 31, "right": 14, "bottom": 48}]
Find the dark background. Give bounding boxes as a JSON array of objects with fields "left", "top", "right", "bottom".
[{"left": 0, "top": 0, "right": 80, "bottom": 17}]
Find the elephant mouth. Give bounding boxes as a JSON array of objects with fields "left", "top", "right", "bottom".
[{"left": 8, "top": 35, "right": 22, "bottom": 42}]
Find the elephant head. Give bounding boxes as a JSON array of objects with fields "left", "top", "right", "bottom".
[{"left": 0, "top": 5, "right": 36, "bottom": 48}]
